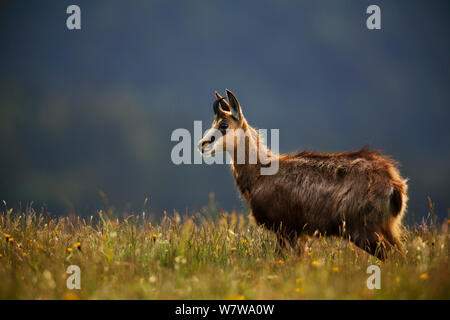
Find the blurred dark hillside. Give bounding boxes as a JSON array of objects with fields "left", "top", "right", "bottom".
[{"left": 0, "top": 1, "right": 449, "bottom": 219}]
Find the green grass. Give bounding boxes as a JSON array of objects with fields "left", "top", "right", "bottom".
[{"left": 0, "top": 202, "right": 448, "bottom": 300}]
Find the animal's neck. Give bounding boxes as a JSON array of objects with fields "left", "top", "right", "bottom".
[{"left": 229, "top": 123, "right": 273, "bottom": 199}]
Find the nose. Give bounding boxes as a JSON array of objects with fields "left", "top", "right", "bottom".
[{"left": 198, "top": 136, "right": 215, "bottom": 151}]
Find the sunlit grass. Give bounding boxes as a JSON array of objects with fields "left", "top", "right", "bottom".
[{"left": 0, "top": 202, "right": 448, "bottom": 299}]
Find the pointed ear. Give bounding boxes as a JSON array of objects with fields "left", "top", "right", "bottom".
[
  {"left": 215, "top": 91, "right": 230, "bottom": 112},
  {"left": 215, "top": 91, "right": 223, "bottom": 100},
  {"left": 226, "top": 89, "right": 241, "bottom": 120}
]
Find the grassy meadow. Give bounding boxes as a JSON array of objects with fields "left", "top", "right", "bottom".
[{"left": 0, "top": 201, "right": 448, "bottom": 300}]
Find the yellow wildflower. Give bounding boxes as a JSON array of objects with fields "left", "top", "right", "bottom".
[
  {"left": 419, "top": 273, "right": 429, "bottom": 280},
  {"left": 230, "top": 247, "right": 237, "bottom": 252},
  {"left": 332, "top": 267, "right": 339, "bottom": 273},
  {"left": 276, "top": 259, "right": 284, "bottom": 265},
  {"left": 67, "top": 248, "right": 73, "bottom": 253},
  {"left": 351, "top": 248, "right": 356, "bottom": 253},
  {"left": 152, "top": 233, "right": 158, "bottom": 240},
  {"left": 216, "top": 245, "right": 222, "bottom": 251},
  {"left": 295, "top": 278, "right": 302, "bottom": 284},
  {"left": 62, "top": 292, "right": 80, "bottom": 300},
  {"left": 338, "top": 250, "right": 343, "bottom": 255},
  {"left": 74, "top": 242, "right": 81, "bottom": 250},
  {"left": 295, "top": 288, "right": 302, "bottom": 293},
  {"left": 311, "top": 261, "right": 320, "bottom": 267},
  {"left": 8, "top": 237, "right": 14, "bottom": 243},
  {"left": 241, "top": 239, "right": 247, "bottom": 245},
  {"left": 4, "top": 234, "right": 11, "bottom": 240},
  {"left": 22, "top": 252, "right": 27, "bottom": 257}
]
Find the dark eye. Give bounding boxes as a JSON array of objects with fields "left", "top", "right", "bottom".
[{"left": 219, "top": 122, "right": 229, "bottom": 130}]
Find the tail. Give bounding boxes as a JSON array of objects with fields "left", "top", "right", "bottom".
[
  {"left": 387, "top": 173, "right": 408, "bottom": 252},
  {"left": 389, "top": 181, "right": 408, "bottom": 217}
]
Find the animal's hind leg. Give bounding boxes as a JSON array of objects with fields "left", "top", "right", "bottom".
[
  {"left": 352, "top": 230, "right": 395, "bottom": 260},
  {"left": 380, "top": 226, "right": 404, "bottom": 256},
  {"left": 348, "top": 209, "right": 403, "bottom": 260}
]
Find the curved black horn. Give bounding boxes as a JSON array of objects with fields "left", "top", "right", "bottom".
[{"left": 213, "top": 97, "right": 226, "bottom": 115}]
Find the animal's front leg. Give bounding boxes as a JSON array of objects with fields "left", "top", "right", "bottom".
[{"left": 275, "top": 231, "right": 298, "bottom": 251}]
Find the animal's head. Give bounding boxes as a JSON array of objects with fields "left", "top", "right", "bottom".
[{"left": 198, "top": 89, "right": 246, "bottom": 157}]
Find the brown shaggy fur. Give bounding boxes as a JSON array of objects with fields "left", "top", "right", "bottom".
[{"left": 199, "top": 90, "right": 408, "bottom": 260}]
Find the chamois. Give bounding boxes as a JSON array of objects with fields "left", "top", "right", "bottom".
[{"left": 198, "top": 89, "right": 408, "bottom": 259}]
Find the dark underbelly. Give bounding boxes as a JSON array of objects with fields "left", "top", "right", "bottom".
[{"left": 250, "top": 199, "right": 343, "bottom": 237}]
